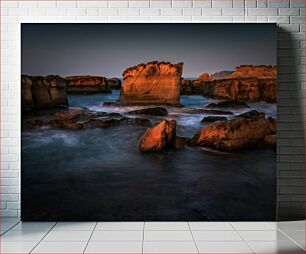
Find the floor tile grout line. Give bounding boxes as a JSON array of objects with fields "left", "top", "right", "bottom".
[
  {"left": 0, "top": 220, "right": 21, "bottom": 236},
  {"left": 187, "top": 221, "right": 200, "bottom": 254},
  {"left": 229, "top": 222, "right": 256, "bottom": 254},
  {"left": 276, "top": 227, "right": 305, "bottom": 251},
  {"left": 141, "top": 221, "right": 145, "bottom": 254},
  {"left": 29, "top": 222, "right": 58, "bottom": 254},
  {"left": 83, "top": 222, "right": 97, "bottom": 254}
]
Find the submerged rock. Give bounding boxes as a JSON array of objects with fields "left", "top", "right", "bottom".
[
  {"left": 201, "top": 116, "right": 227, "bottom": 123},
  {"left": 191, "top": 114, "right": 276, "bottom": 151},
  {"left": 120, "top": 61, "right": 183, "bottom": 105},
  {"left": 183, "top": 108, "right": 233, "bottom": 115},
  {"left": 205, "top": 100, "right": 249, "bottom": 109},
  {"left": 236, "top": 110, "right": 260, "bottom": 119},
  {"left": 49, "top": 118, "right": 86, "bottom": 130},
  {"left": 173, "top": 136, "right": 189, "bottom": 149},
  {"left": 139, "top": 119, "right": 176, "bottom": 152},
  {"left": 127, "top": 107, "right": 168, "bottom": 116}
]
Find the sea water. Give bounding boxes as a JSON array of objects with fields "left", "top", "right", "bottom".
[{"left": 21, "top": 91, "right": 276, "bottom": 221}]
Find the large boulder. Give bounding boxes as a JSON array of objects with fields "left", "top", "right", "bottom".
[
  {"left": 65, "top": 76, "right": 111, "bottom": 94},
  {"left": 119, "top": 61, "right": 183, "bottom": 105},
  {"left": 139, "top": 119, "right": 176, "bottom": 152},
  {"left": 21, "top": 75, "right": 68, "bottom": 110},
  {"left": 191, "top": 114, "right": 276, "bottom": 151}
]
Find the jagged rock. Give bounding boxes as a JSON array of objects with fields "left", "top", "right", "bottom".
[
  {"left": 205, "top": 100, "right": 249, "bottom": 109},
  {"left": 65, "top": 76, "right": 111, "bottom": 94},
  {"left": 180, "top": 65, "right": 276, "bottom": 102},
  {"left": 139, "top": 119, "right": 176, "bottom": 152},
  {"left": 107, "top": 78, "right": 122, "bottom": 89},
  {"left": 201, "top": 116, "right": 227, "bottom": 123},
  {"left": 22, "top": 75, "right": 68, "bottom": 110},
  {"left": 228, "top": 65, "right": 276, "bottom": 79},
  {"left": 191, "top": 114, "right": 275, "bottom": 151},
  {"left": 127, "top": 107, "right": 168, "bottom": 116},
  {"left": 120, "top": 61, "right": 183, "bottom": 105}
]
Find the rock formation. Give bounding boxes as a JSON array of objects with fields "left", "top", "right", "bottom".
[
  {"left": 210, "top": 70, "right": 234, "bottom": 80},
  {"left": 119, "top": 61, "right": 183, "bottom": 105},
  {"left": 180, "top": 65, "right": 276, "bottom": 103},
  {"left": 228, "top": 65, "right": 276, "bottom": 79},
  {"left": 191, "top": 113, "right": 276, "bottom": 151},
  {"left": 139, "top": 119, "right": 176, "bottom": 152},
  {"left": 127, "top": 107, "right": 168, "bottom": 116},
  {"left": 201, "top": 116, "right": 227, "bottom": 123},
  {"left": 205, "top": 100, "right": 249, "bottom": 109},
  {"left": 65, "top": 76, "right": 111, "bottom": 94},
  {"left": 21, "top": 75, "right": 68, "bottom": 111},
  {"left": 22, "top": 107, "right": 151, "bottom": 129}
]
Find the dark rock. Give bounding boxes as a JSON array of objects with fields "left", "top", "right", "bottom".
[
  {"left": 48, "top": 118, "right": 86, "bottom": 129},
  {"left": 205, "top": 100, "right": 249, "bottom": 109},
  {"left": 236, "top": 110, "right": 260, "bottom": 119},
  {"left": 183, "top": 108, "right": 233, "bottom": 115},
  {"left": 201, "top": 116, "right": 227, "bottom": 123},
  {"left": 107, "top": 78, "right": 122, "bottom": 89},
  {"left": 22, "top": 75, "right": 68, "bottom": 110},
  {"left": 127, "top": 107, "right": 168, "bottom": 116}
]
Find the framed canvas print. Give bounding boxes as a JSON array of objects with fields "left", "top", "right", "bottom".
[{"left": 21, "top": 23, "right": 277, "bottom": 221}]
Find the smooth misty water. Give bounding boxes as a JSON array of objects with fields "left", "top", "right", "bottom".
[{"left": 22, "top": 91, "right": 276, "bottom": 221}]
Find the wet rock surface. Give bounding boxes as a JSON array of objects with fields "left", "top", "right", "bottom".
[
  {"left": 139, "top": 119, "right": 177, "bottom": 152},
  {"left": 191, "top": 113, "right": 276, "bottom": 151},
  {"left": 22, "top": 107, "right": 151, "bottom": 130},
  {"left": 201, "top": 116, "right": 227, "bottom": 123},
  {"left": 127, "top": 107, "right": 168, "bottom": 116},
  {"left": 205, "top": 100, "right": 249, "bottom": 109}
]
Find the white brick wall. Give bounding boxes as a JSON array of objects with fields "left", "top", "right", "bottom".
[{"left": 0, "top": 0, "right": 305, "bottom": 219}]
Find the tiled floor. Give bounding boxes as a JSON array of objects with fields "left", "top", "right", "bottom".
[{"left": 0, "top": 219, "right": 304, "bottom": 253}]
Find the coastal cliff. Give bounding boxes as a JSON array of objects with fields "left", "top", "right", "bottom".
[
  {"left": 65, "top": 76, "right": 111, "bottom": 94},
  {"left": 180, "top": 65, "right": 276, "bottom": 103},
  {"left": 119, "top": 61, "right": 183, "bottom": 105},
  {"left": 21, "top": 75, "right": 68, "bottom": 111}
]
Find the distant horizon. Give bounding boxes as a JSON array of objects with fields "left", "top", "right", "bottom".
[
  {"left": 21, "top": 63, "right": 277, "bottom": 79},
  {"left": 22, "top": 24, "right": 277, "bottom": 77}
]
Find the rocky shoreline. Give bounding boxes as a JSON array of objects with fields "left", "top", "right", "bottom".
[{"left": 22, "top": 61, "right": 277, "bottom": 153}]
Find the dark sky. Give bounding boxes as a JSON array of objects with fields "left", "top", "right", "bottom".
[{"left": 22, "top": 23, "right": 276, "bottom": 78}]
